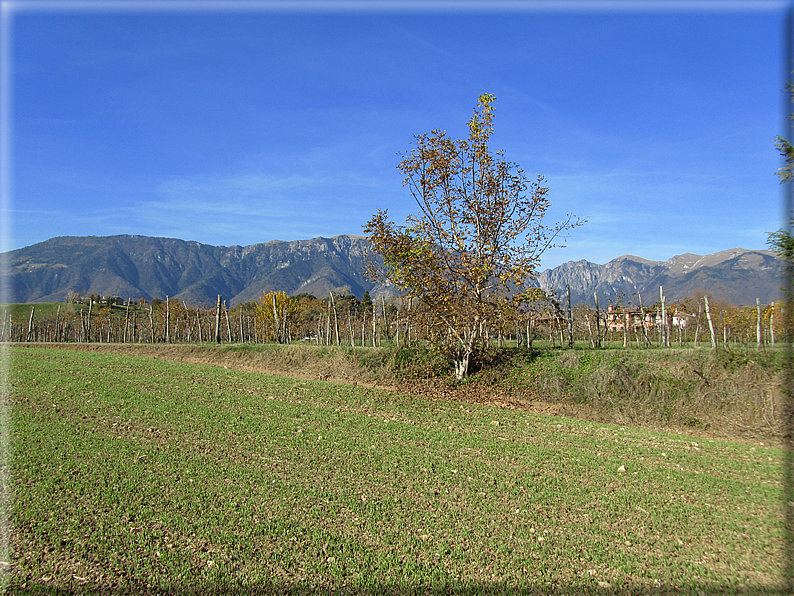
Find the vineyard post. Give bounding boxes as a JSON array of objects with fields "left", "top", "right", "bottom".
[
  {"left": 566, "top": 285, "right": 574, "bottom": 349},
  {"left": 224, "top": 301, "right": 232, "bottom": 343},
  {"left": 26, "top": 306, "right": 34, "bottom": 342},
  {"left": 214, "top": 295, "right": 222, "bottom": 343},
  {"left": 593, "top": 293, "right": 601, "bottom": 349}
]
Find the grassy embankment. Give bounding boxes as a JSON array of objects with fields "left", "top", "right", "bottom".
[
  {"left": 7, "top": 346, "right": 785, "bottom": 594},
  {"left": 52, "top": 340, "right": 784, "bottom": 442}
]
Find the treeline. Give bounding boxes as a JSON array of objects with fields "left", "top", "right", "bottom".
[
  {"left": 2, "top": 291, "right": 397, "bottom": 347},
  {"left": 3, "top": 288, "right": 788, "bottom": 350}
]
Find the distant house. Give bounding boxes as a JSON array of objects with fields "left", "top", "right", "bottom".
[{"left": 605, "top": 304, "right": 692, "bottom": 333}]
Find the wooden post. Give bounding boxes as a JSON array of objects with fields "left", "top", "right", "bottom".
[
  {"left": 215, "top": 294, "right": 222, "bottom": 343},
  {"left": 55, "top": 304, "right": 61, "bottom": 343},
  {"left": 566, "top": 285, "right": 574, "bottom": 349},
  {"left": 660, "top": 286, "right": 667, "bottom": 348},
  {"left": 638, "top": 293, "right": 649, "bottom": 347},
  {"left": 329, "top": 292, "right": 340, "bottom": 346},
  {"left": 26, "top": 306, "right": 34, "bottom": 342},
  {"left": 695, "top": 304, "right": 701, "bottom": 346},
  {"left": 224, "top": 301, "right": 232, "bottom": 343},
  {"left": 165, "top": 296, "right": 170, "bottom": 344},
  {"left": 593, "top": 293, "right": 601, "bottom": 349},
  {"left": 757, "top": 297, "right": 762, "bottom": 348},
  {"left": 123, "top": 299, "right": 131, "bottom": 343},
  {"left": 86, "top": 300, "right": 92, "bottom": 343},
  {"left": 181, "top": 301, "right": 191, "bottom": 343}
]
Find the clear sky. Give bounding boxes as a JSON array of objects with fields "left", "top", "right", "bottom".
[{"left": 3, "top": 0, "right": 788, "bottom": 269}]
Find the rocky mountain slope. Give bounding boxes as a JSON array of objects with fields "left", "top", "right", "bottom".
[
  {"left": 5, "top": 234, "right": 388, "bottom": 305},
  {"left": 537, "top": 248, "right": 782, "bottom": 306},
  {"left": 3, "top": 235, "right": 782, "bottom": 306}
]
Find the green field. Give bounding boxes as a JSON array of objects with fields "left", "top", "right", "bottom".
[{"left": 6, "top": 346, "right": 786, "bottom": 594}]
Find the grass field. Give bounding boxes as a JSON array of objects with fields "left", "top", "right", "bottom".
[{"left": 6, "top": 346, "right": 786, "bottom": 594}]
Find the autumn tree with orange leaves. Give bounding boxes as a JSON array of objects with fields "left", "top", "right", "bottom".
[{"left": 365, "top": 94, "right": 583, "bottom": 378}]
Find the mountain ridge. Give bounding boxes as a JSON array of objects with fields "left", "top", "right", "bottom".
[
  {"left": 536, "top": 247, "right": 781, "bottom": 306},
  {"left": 3, "top": 235, "right": 782, "bottom": 307}
]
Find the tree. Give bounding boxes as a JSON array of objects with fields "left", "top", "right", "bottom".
[
  {"left": 360, "top": 290, "right": 374, "bottom": 315},
  {"left": 256, "top": 291, "right": 298, "bottom": 343},
  {"left": 770, "top": 225, "right": 794, "bottom": 262},
  {"left": 364, "top": 94, "right": 583, "bottom": 378},
  {"left": 770, "top": 81, "right": 794, "bottom": 261}
]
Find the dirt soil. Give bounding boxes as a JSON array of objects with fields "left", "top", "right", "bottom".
[{"left": 13, "top": 342, "right": 779, "bottom": 446}]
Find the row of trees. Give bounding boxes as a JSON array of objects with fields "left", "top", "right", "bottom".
[
  {"left": 4, "top": 291, "right": 380, "bottom": 346},
  {"left": 6, "top": 287, "right": 785, "bottom": 352}
]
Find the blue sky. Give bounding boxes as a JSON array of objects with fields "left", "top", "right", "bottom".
[{"left": 3, "top": 0, "right": 788, "bottom": 269}]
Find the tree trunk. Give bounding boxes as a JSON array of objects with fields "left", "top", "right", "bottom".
[
  {"left": 704, "top": 295, "right": 716, "bottom": 349},
  {"left": 454, "top": 353, "right": 471, "bottom": 380},
  {"left": 586, "top": 316, "right": 593, "bottom": 348},
  {"left": 272, "top": 294, "right": 281, "bottom": 343},
  {"left": 526, "top": 319, "right": 532, "bottom": 348},
  {"left": 55, "top": 305, "right": 61, "bottom": 343},
  {"left": 380, "top": 296, "right": 390, "bottom": 342}
]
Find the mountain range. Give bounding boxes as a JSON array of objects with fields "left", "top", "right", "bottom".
[
  {"left": 537, "top": 249, "right": 783, "bottom": 307},
  {"left": 3, "top": 234, "right": 783, "bottom": 307}
]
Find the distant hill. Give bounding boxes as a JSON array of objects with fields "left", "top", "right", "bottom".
[
  {"left": 2, "top": 235, "right": 783, "bottom": 307},
  {"left": 4, "top": 234, "right": 391, "bottom": 305}
]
